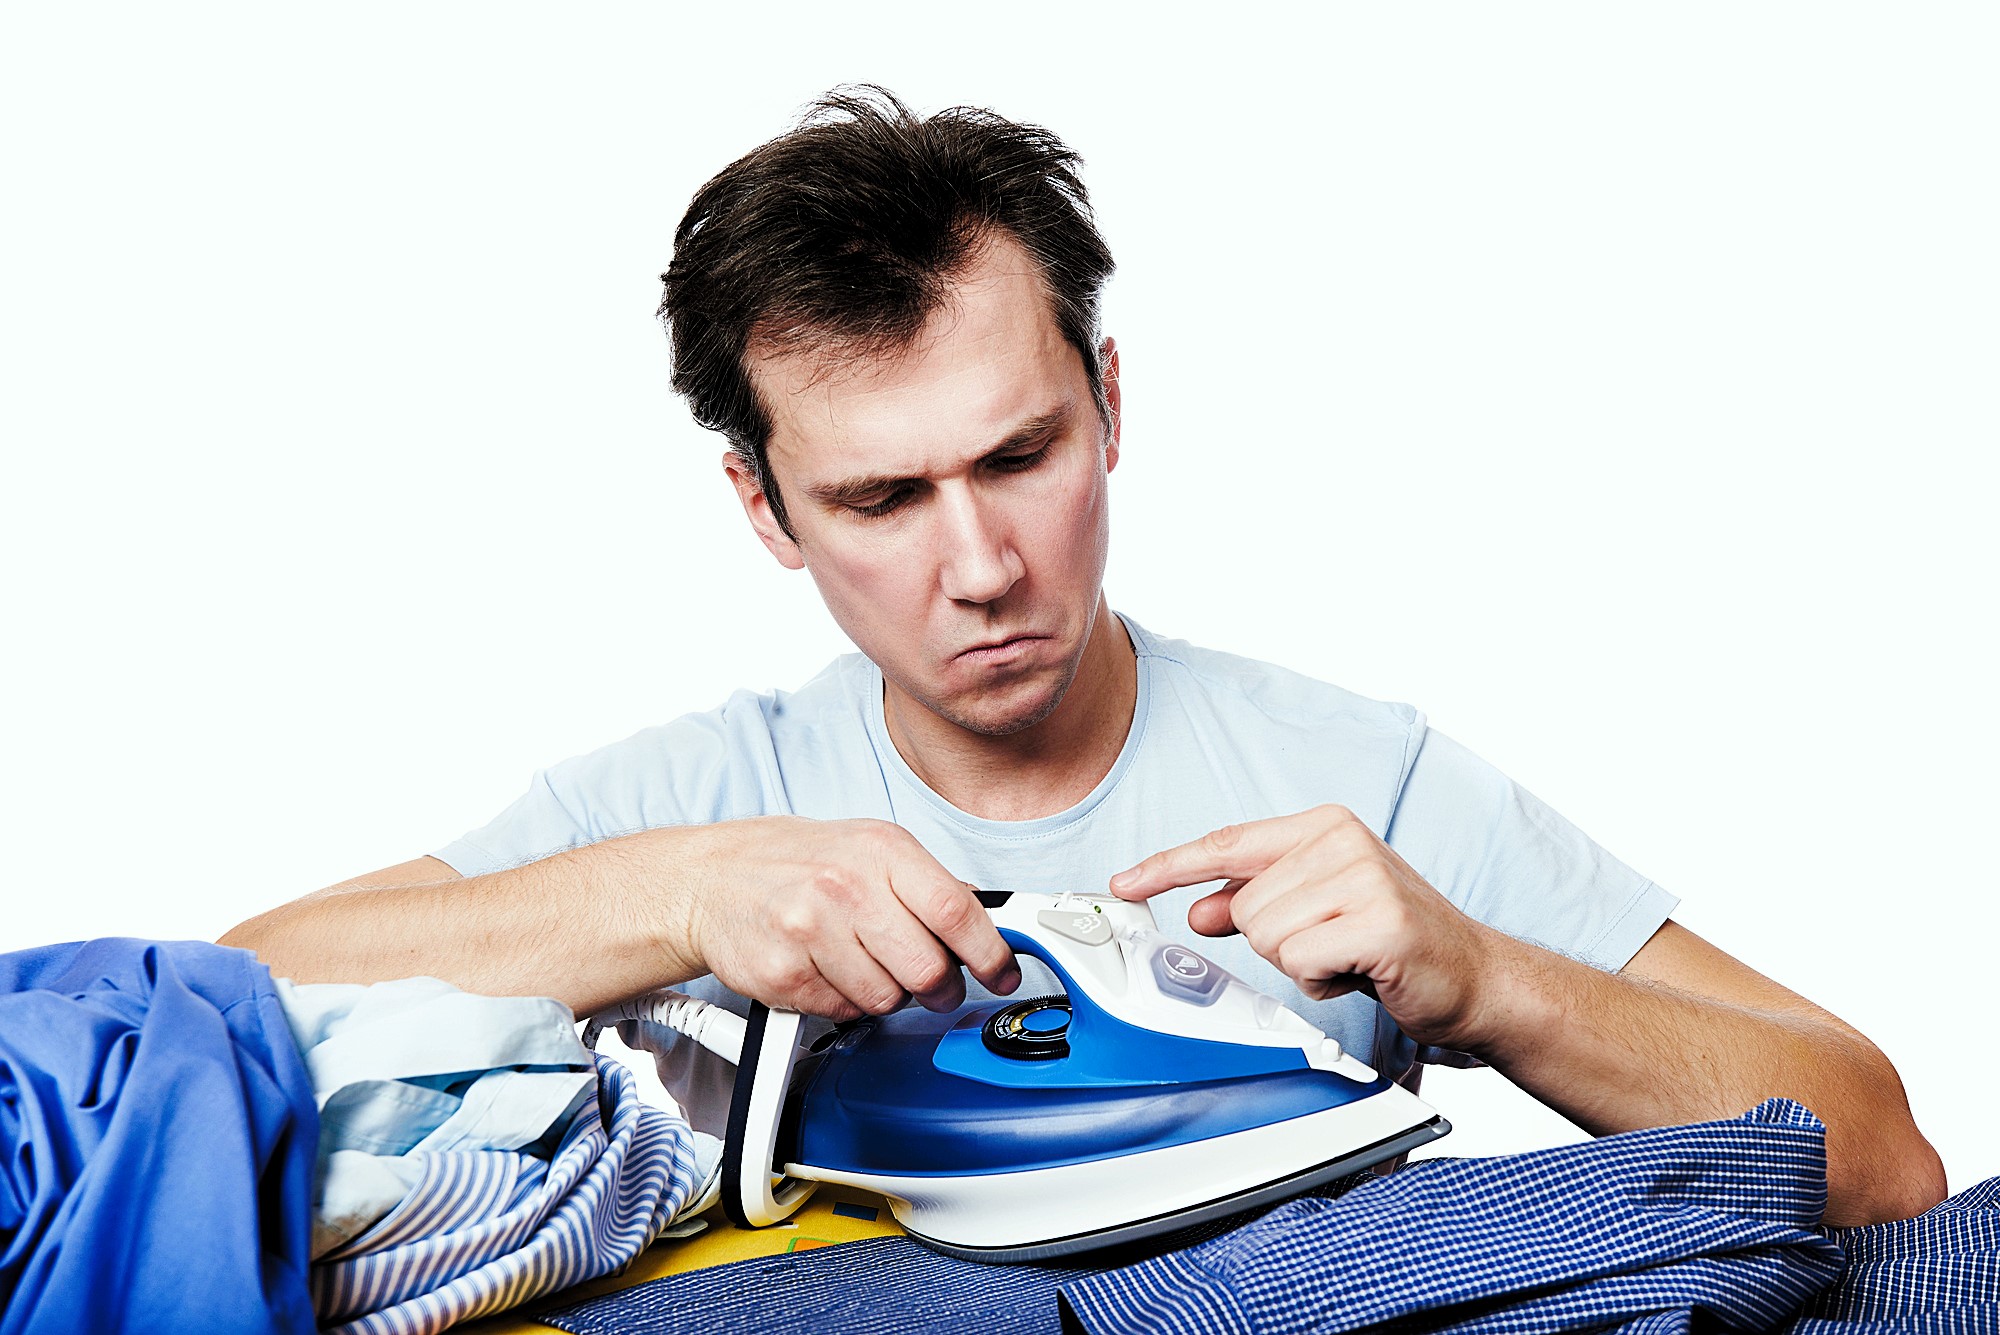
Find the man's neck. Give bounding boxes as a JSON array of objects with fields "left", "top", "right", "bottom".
[{"left": 883, "top": 599, "right": 1137, "bottom": 822}]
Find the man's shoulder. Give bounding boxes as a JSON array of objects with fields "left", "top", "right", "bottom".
[
  {"left": 534, "top": 653, "right": 871, "bottom": 786},
  {"left": 727, "top": 651, "right": 877, "bottom": 728},
  {"left": 1125, "top": 616, "right": 1423, "bottom": 736},
  {"left": 594, "top": 651, "right": 874, "bottom": 756},
  {"left": 521, "top": 652, "right": 879, "bottom": 827},
  {"left": 438, "top": 653, "right": 882, "bottom": 867}
]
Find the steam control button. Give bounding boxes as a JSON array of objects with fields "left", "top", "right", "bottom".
[
  {"left": 1152, "top": 944, "right": 1226, "bottom": 1005},
  {"left": 981, "top": 997, "right": 1071, "bottom": 1061},
  {"left": 1037, "top": 908, "right": 1112, "bottom": 947}
]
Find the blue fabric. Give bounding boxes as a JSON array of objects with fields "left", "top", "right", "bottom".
[
  {"left": 1063, "top": 1098, "right": 1843, "bottom": 1333},
  {"left": 545, "top": 1233, "right": 1089, "bottom": 1335},
  {"left": 312, "top": 1055, "right": 706, "bottom": 1335},
  {"left": 276, "top": 974, "right": 598, "bottom": 1257},
  {"left": 545, "top": 1100, "right": 1997, "bottom": 1335},
  {"left": 0, "top": 938, "right": 319, "bottom": 1335},
  {"left": 539, "top": 1229, "right": 1242, "bottom": 1335},
  {"left": 435, "top": 615, "right": 1676, "bottom": 1136},
  {"left": 1785, "top": 1175, "right": 2000, "bottom": 1332}
]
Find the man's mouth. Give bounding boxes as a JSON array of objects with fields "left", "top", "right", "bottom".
[{"left": 956, "top": 634, "right": 1045, "bottom": 662}]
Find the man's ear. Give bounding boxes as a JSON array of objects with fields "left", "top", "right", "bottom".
[
  {"left": 723, "top": 450, "right": 806, "bottom": 570},
  {"left": 1101, "top": 336, "right": 1122, "bottom": 473}
]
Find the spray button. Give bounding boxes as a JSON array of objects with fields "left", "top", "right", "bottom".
[{"left": 1150, "top": 944, "right": 1227, "bottom": 1005}]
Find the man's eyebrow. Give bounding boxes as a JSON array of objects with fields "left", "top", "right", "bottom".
[
  {"left": 801, "top": 404, "right": 1074, "bottom": 507},
  {"left": 983, "top": 404, "right": 1073, "bottom": 455}
]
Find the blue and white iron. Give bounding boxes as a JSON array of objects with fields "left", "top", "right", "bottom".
[{"left": 711, "top": 889, "right": 1450, "bottom": 1261}]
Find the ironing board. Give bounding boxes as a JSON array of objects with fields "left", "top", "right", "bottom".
[{"left": 458, "top": 1188, "right": 905, "bottom": 1335}]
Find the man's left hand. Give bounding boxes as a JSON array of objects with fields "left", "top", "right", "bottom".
[{"left": 1109, "top": 804, "right": 1505, "bottom": 1051}]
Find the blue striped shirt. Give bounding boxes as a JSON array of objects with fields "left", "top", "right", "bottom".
[{"left": 316, "top": 1056, "right": 702, "bottom": 1335}]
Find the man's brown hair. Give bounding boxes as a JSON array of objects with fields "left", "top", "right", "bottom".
[{"left": 659, "top": 85, "right": 1116, "bottom": 538}]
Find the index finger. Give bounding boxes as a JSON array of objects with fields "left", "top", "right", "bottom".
[
  {"left": 1109, "top": 808, "right": 1345, "bottom": 900},
  {"left": 891, "top": 863, "right": 1021, "bottom": 997}
]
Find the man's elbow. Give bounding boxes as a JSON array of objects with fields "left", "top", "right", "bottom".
[
  {"left": 1826, "top": 1107, "right": 1948, "bottom": 1226},
  {"left": 216, "top": 917, "right": 262, "bottom": 954},
  {"left": 1808, "top": 1027, "right": 1948, "bottom": 1225},
  {"left": 218, "top": 907, "right": 306, "bottom": 977},
  {"left": 1851, "top": 1136, "right": 1949, "bottom": 1226}
]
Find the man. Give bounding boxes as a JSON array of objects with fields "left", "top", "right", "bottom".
[{"left": 223, "top": 88, "right": 1944, "bottom": 1227}]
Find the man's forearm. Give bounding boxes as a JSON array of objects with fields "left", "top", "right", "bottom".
[
  {"left": 220, "top": 828, "right": 708, "bottom": 1016},
  {"left": 1464, "top": 933, "right": 1947, "bottom": 1227},
  {"left": 223, "top": 813, "right": 1022, "bottom": 1022}
]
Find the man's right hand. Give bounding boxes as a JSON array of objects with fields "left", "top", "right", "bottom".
[
  {"left": 675, "top": 816, "right": 1021, "bottom": 1020},
  {"left": 222, "top": 814, "right": 1019, "bottom": 1021}
]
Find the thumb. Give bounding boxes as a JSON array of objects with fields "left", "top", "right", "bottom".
[{"left": 1186, "top": 882, "right": 1245, "bottom": 937}]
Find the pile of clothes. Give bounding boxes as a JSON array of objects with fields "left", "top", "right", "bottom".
[{"left": 0, "top": 939, "right": 714, "bottom": 1335}]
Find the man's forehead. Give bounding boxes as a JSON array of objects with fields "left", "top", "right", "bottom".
[{"left": 748, "top": 238, "right": 1081, "bottom": 481}]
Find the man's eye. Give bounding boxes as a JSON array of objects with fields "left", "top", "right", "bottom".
[
  {"left": 848, "top": 486, "right": 914, "bottom": 518},
  {"left": 988, "top": 445, "right": 1052, "bottom": 474}
]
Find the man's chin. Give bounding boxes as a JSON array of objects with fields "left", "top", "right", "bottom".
[
  {"left": 929, "top": 671, "right": 1072, "bottom": 738},
  {"left": 928, "top": 687, "right": 1061, "bottom": 737}
]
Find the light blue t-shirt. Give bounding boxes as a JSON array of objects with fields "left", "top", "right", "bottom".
[{"left": 436, "top": 616, "right": 1676, "bottom": 1133}]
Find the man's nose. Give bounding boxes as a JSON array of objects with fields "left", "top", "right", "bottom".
[{"left": 936, "top": 490, "right": 1024, "bottom": 605}]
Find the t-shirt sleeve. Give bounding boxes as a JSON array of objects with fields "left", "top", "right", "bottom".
[
  {"left": 432, "top": 768, "right": 593, "bottom": 877},
  {"left": 1384, "top": 728, "right": 1677, "bottom": 971},
  {"left": 430, "top": 693, "right": 778, "bottom": 877}
]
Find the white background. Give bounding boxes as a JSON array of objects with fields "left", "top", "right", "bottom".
[{"left": 4, "top": 6, "right": 1994, "bottom": 1189}]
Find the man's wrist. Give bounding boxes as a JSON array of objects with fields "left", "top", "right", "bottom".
[
  {"left": 1439, "top": 924, "right": 1577, "bottom": 1062},
  {"left": 610, "top": 823, "right": 713, "bottom": 987}
]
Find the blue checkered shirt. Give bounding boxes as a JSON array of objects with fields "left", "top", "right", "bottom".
[{"left": 547, "top": 1098, "right": 1997, "bottom": 1334}]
